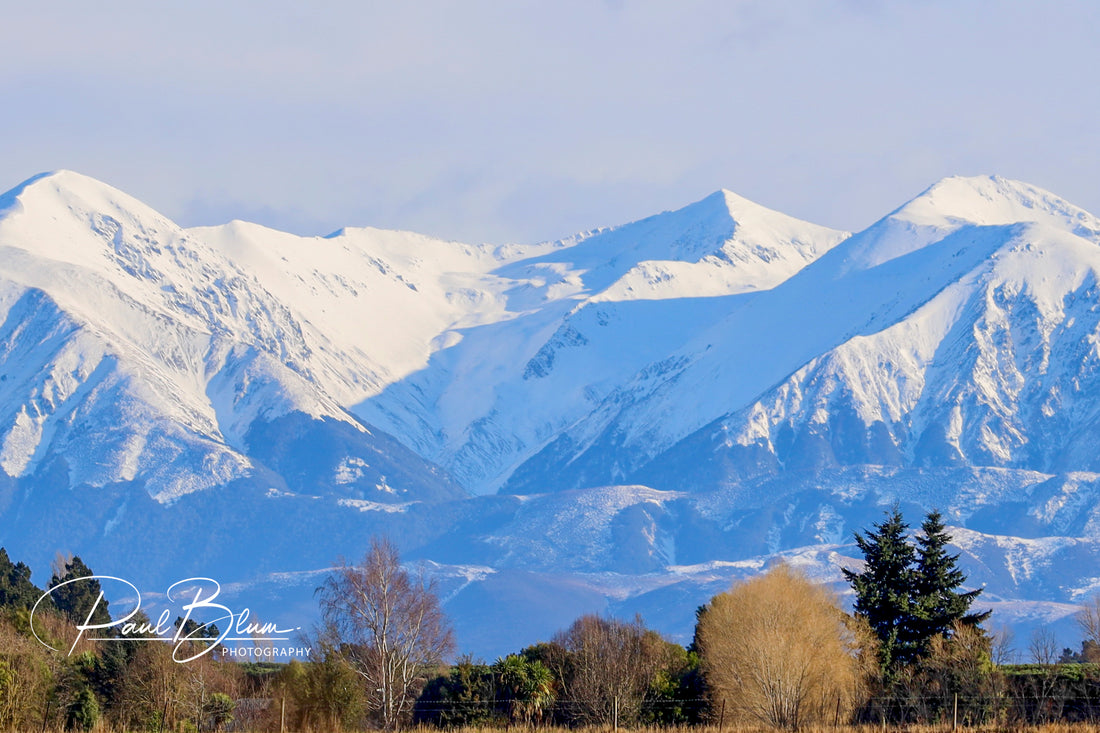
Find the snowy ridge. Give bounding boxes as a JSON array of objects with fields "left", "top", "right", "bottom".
[
  {"left": 0, "top": 170, "right": 843, "bottom": 500},
  {"left": 0, "top": 171, "right": 477, "bottom": 501},
  {"left": 355, "top": 189, "right": 846, "bottom": 492},
  {"left": 515, "top": 177, "right": 1100, "bottom": 496}
]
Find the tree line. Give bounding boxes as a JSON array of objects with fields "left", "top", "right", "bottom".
[
  {"left": 4, "top": 509, "right": 1100, "bottom": 731},
  {"left": 0, "top": 549, "right": 241, "bottom": 731}
]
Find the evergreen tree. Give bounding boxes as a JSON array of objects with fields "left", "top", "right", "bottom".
[
  {"left": 49, "top": 556, "right": 111, "bottom": 628},
  {"left": 173, "top": 616, "right": 221, "bottom": 644},
  {"left": 418, "top": 657, "right": 496, "bottom": 727},
  {"left": 65, "top": 686, "right": 100, "bottom": 731},
  {"left": 842, "top": 507, "right": 919, "bottom": 677},
  {"left": 203, "top": 693, "right": 236, "bottom": 730},
  {"left": 493, "top": 653, "right": 555, "bottom": 725},
  {"left": 912, "top": 510, "right": 989, "bottom": 650},
  {"left": 845, "top": 508, "right": 990, "bottom": 685},
  {"left": 0, "top": 547, "right": 44, "bottom": 611}
]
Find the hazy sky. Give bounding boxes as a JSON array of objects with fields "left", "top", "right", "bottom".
[{"left": 1, "top": 1, "right": 1097, "bottom": 244}]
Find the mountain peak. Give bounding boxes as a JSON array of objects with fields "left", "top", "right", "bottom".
[
  {"left": 506, "top": 188, "right": 848, "bottom": 305},
  {"left": 0, "top": 171, "right": 54, "bottom": 218},
  {"left": 825, "top": 175, "right": 1100, "bottom": 276},
  {"left": 0, "top": 169, "right": 169, "bottom": 232},
  {"left": 893, "top": 174, "right": 1096, "bottom": 231},
  {"left": 5, "top": 168, "right": 121, "bottom": 200},
  {"left": 678, "top": 188, "right": 830, "bottom": 234}
]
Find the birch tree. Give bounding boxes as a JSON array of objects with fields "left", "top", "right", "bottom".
[{"left": 318, "top": 537, "right": 453, "bottom": 729}]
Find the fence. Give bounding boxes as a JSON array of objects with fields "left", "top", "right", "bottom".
[{"left": 410, "top": 691, "right": 1100, "bottom": 729}]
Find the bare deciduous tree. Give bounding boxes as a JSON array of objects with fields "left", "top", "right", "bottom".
[
  {"left": 1076, "top": 594, "right": 1100, "bottom": 661},
  {"left": 1021, "top": 626, "right": 1064, "bottom": 723},
  {"left": 318, "top": 537, "right": 454, "bottom": 729},
  {"left": 917, "top": 622, "right": 998, "bottom": 725},
  {"left": 551, "top": 614, "right": 664, "bottom": 727},
  {"left": 1029, "top": 626, "right": 1059, "bottom": 665},
  {"left": 115, "top": 640, "right": 189, "bottom": 731},
  {"left": 989, "top": 624, "right": 1016, "bottom": 665},
  {"left": 697, "top": 563, "right": 870, "bottom": 730}
]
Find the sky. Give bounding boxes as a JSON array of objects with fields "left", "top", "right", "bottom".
[{"left": 0, "top": 1, "right": 1097, "bottom": 245}]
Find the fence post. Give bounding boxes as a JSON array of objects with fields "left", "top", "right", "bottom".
[
  {"left": 953, "top": 692, "right": 958, "bottom": 731},
  {"left": 40, "top": 697, "right": 50, "bottom": 733}
]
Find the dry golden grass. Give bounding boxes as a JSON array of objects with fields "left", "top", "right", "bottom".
[
  {"left": 19, "top": 715, "right": 1072, "bottom": 732},
  {"left": 16, "top": 723, "right": 1100, "bottom": 733},
  {"left": 388, "top": 725, "right": 1100, "bottom": 733}
]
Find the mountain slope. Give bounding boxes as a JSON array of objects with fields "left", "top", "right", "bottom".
[
  {"left": 506, "top": 176, "right": 1100, "bottom": 494},
  {"left": 0, "top": 171, "right": 468, "bottom": 503},
  {"left": 0, "top": 170, "right": 844, "bottom": 501},
  {"left": 356, "top": 191, "right": 847, "bottom": 492}
]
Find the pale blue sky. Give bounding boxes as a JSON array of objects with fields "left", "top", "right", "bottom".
[{"left": 1, "top": 1, "right": 1097, "bottom": 244}]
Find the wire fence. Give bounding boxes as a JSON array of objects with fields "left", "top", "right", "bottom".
[
  {"left": 220, "top": 692, "right": 1100, "bottom": 733},
  {"left": 406, "top": 693, "right": 1100, "bottom": 727}
]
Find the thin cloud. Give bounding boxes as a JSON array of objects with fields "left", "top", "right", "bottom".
[{"left": 0, "top": 1, "right": 1097, "bottom": 243}]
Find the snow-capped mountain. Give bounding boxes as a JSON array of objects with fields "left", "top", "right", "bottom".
[
  {"left": 355, "top": 188, "right": 847, "bottom": 492},
  {"left": 2, "top": 170, "right": 1099, "bottom": 658},
  {"left": 504, "top": 176, "right": 1100, "bottom": 493},
  {"left": 0, "top": 171, "right": 474, "bottom": 505}
]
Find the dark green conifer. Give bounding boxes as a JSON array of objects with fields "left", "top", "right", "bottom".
[
  {"left": 48, "top": 556, "right": 111, "bottom": 628},
  {"left": 845, "top": 507, "right": 990, "bottom": 684},
  {"left": 912, "top": 509, "right": 989, "bottom": 649},
  {"left": 842, "top": 506, "right": 919, "bottom": 676},
  {"left": 0, "top": 547, "right": 44, "bottom": 610}
]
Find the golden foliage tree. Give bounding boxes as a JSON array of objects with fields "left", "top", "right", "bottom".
[{"left": 697, "top": 563, "right": 870, "bottom": 730}]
